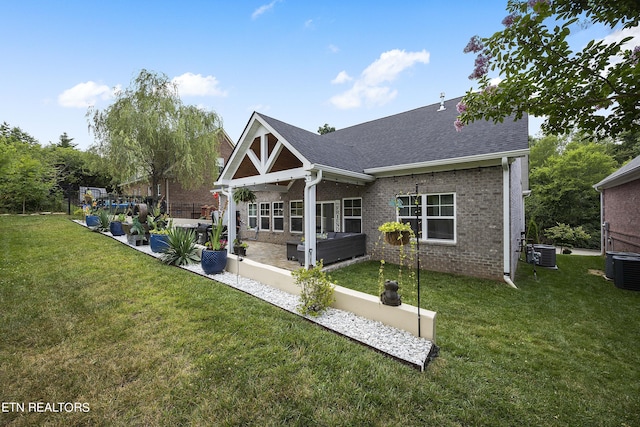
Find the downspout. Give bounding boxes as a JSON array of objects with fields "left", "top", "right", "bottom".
[
  {"left": 502, "top": 157, "right": 518, "bottom": 289},
  {"left": 303, "top": 170, "right": 323, "bottom": 269}
]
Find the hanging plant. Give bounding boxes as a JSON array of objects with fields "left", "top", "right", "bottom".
[
  {"left": 378, "top": 221, "right": 413, "bottom": 246},
  {"left": 233, "top": 187, "right": 257, "bottom": 204}
]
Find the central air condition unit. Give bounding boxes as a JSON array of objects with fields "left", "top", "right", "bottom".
[
  {"left": 613, "top": 255, "right": 640, "bottom": 291},
  {"left": 533, "top": 244, "right": 557, "bottom": 268},
  {"left": 605, "top": 251, "right": 639, "bottom": 280}
]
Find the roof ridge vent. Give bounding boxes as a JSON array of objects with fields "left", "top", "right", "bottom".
[{"left": 437, "top": 92, "right": 446, "bottom": 111}]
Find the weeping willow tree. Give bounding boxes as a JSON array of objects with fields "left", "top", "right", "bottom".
[{"left": 87, "top": 69, "right": 223, "bottom": 193}]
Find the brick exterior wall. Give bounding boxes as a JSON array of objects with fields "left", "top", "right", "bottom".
[
  {"left": 242, "top": 165, "right": 507, "bottom": 281},
  {"left": 603, "top": 178, "right": 640, "bottom": 252},
  {"left": 361, "top": 167, "right": 505, "bottom": 281}
]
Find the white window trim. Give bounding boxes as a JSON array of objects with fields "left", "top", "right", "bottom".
[
  {"left": 290, "top": 200, "right": 304, "bottom": 234},
  {"left": 272, "top": 201, "right": 284, "bottom": 232},
  {"left": 396, "top": 193, "right": 457, "bottom": 244},
  {"left": 259, "top": 202, "right": 270, "bottom": 231},
  {"left": 247, "top": 203, "right": 258, "bottom": 229},
  {"left": 342, "top": 197, "right": 362, "bottom": 233}
]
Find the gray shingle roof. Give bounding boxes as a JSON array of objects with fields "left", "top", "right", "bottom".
[
  {"left": 258, "top": 96, "right": 528, "bottom": 174},
  {"left": 594, "top": 154, "right": 640, "bottom": 189}
]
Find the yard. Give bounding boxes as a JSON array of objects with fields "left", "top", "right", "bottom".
[{"left": 1, "top": 215, "right": 639, "bottom": 426}]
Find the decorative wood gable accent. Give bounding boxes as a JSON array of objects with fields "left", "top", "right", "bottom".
[{"left": 232, "top": 132, "right": 303, "bottom": 180}]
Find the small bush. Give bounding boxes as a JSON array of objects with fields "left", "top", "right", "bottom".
[
  {"left": 160, "top": 227, "right": 199, "bottom": 266},
  {"left": 292, "top": 261, "right": 335, "bottom": 317}
]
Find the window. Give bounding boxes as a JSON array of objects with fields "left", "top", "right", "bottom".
[
  {"left": 290, "top": 200, "right": 303, "bottom": 233},
  {"left": 259, "top": 202, "right": 270, "bottom": 230},
  {"left": 396, "top": 193, "right": 456, "bottom": 242},
  {"left": 343, "top": 198, "right": 362, "bottom": 233},
  {"left": 273, "top": 202, "right": 284, "bottom": 232},
  {"left": 248, "top": 203, "right": 257, "bottom": 229},
  {"left": 426, "top": 194, "right": 455, "bottom": 241},
  {"left": 217, "top": 158, "right": 225, "bottom": 176},
  {"left": 316, "top": 201, "right": 339, "bottom": 233}
]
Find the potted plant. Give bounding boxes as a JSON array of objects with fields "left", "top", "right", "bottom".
[
  {"left": 232, "top": 187, "right": 257, "bottom": 204},
  {"left": 378, "top": 221, "right": 413, "bottom": 246},
  {"left": 127, "top": 216, "right": 147, "bottom": 246},
  {"left": 160, "top": 227, "right": 199, "bottom": 266},
  {"left": 232, "top": 238, "right": 248, "bottom": 256},
  {"left": 109, "top": 212, "right": 126, "bottom": 236},
  {"left": 201, "top": 197, "right": 229, "bottom": 275}
]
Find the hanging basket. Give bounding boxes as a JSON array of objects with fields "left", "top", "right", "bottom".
[{"left": 384, "top": 230, "right": 411, "bottom": 246}]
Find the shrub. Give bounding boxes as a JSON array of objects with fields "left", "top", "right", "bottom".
[
  {"left": 292, "top": 261, "right": 335, "bottom": 317},
  {"left": 160, "top": 227, "right": 199, "bottom": 266}
]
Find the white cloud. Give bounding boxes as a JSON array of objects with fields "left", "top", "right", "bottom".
[
  {"left": 172, "top": 73, "right": 228, "bottom": 97},
  {"left": 601, "top": 24, "right": 640, "bottom": 49},
  {"left": 331, "top": 71, "right": 353, "bottom": 84},
  {"left": 330, "top": 49, "right": 430, "bottom": 109},
  {"left": 328, "top": 44, "right": 340, "bottom": 53},
  {"left": 252, "top": 0, "right": 280, "bottom": 20},
  {"left": 58, "top": 81, "right": 117, "bottom": 108}
]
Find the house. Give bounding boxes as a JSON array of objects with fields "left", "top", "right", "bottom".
[
  {"left": 123, "top": 130, "right": 235, "bottom": 217},
  {"left": 593, "top": 155, "right": 640, "bottom": 253},
  {"left": 215, "top": 96, "right": 529, "bottom": 284}
]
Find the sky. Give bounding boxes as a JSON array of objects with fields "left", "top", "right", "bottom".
[{"left": 1, "top": 1, "right": 636, "bottom": 151}]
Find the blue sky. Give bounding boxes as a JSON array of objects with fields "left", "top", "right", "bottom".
[{"left": 1, "top": 1, "right": 634, "bottom": 150}]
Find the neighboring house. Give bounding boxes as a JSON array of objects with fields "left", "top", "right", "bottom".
[
  {"left": 123, "top": 130, "right": 235, "bottom": 217},
  {"left": 215, "top": 96, "right": 529, "bottom": 284},
  {"left": 593, "top": 155, "right": 640, "bottom": 253}
]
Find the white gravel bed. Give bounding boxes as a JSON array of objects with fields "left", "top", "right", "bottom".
[{"left": 77, "top": 221, "right": 438, "bottom": 370}]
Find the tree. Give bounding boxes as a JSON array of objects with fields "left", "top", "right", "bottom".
[
  {"left": 0, "top": 124, "right": 56, "bottom": 213},
  {"left": 317, "top": 123, "right": 336, "bottom": 135},
  {"left": 88, "top": 69, "right": 223, "bottom": 195},
  {"left": 56, "top": 132, "right": 76, "bottom": 148},
  {"left": 526, "top": 140, "right": 617, "bottom": 247},
  {"left": 456, "top": 0, "right": 640, "bottom": 138}
]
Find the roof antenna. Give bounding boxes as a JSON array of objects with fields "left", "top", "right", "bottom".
[{"left": 437, "top": 92, "right": 446, "bottom": 111}]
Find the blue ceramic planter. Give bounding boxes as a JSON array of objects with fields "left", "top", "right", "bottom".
[
  {"left": 150, "top": 233, "right": 170, "bottom": 253},
  {"left": 201, "top": 249, "right": 228, "bottom": 274},
  {"left": 85, "top": 215, "right": 100, "bottom": 227},
  {"left": 109, "top": 221, "right": 125, "bottom": 236}
]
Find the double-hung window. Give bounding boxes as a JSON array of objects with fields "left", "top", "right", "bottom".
[
  {"left": 343, "top": 198, "right": 362, "bottom": 233},
  {"left": 396, "top": 193, "right": 456, "bottom": 242},
  {"left": 290, "top": 200, "right": 303, "bottom": 233},
  {"left": 259, "top": 202, "right": 270, "bottom": 231},
  {"left": 247, "top": 203, "right": 257, "bottom": 229},
  {"left": 273, "top": 202, "right": 284, "bottom": 232}
]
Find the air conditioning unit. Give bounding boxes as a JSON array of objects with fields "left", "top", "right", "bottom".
[
  {"left": 533, "top": 244, "right": 557, "bottom": 268},
  {"left": 613, "top": 255, "right": 640, "bottom": 291},
  {"left": 605, "top": 251, "right": 639, "bottom": 280}
]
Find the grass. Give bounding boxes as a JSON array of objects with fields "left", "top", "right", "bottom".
[{"left": 1, "top": 215, "right": 639, "bottom": 426}]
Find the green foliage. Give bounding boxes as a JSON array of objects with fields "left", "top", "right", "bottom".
[
  {"left": 292, "top": 261, "right": 335, "bottom": 317},
  {"left": 160, "top": 227, "right": 199, "bottom": 266},
  {"left": 458, "top": 0, "right": 640, "bottom": 138},
  {"left": 378, "top": 221, "right": 413, "bottom": 233},
  {"left": 88, "top": 69, "right": 223, "bottom": 193},
  {"left": 232, "top": 187, "right": 256, "bottom": 204},
  {"left": 97, "top": 209, "right": 110, "bottom": 231},
  {"left": 544, "top": 222, "right": 591, "bottom": 251},
  {"left": 317, "top": 123, "right": 336, "bottom": 134},
  {"left": 526, "top": 218, "right": 539, "bottom": 244},
  {"left": 526, "top": 140, "right": 616, "bottom": 248}
]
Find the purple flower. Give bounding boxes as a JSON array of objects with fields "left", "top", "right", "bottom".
[
  {"left": 502, "top": 13, "right": 516, "bottom": 27},
  {"left": 484, "top": 85, "right": 498, "bottom": 94},
  {"left": 456, "top": 102, "right": 467, "bottom": 114},
  {"left": 632, "top": 46, "right": 640, "bottom": 65},
  {"left": 463, "top": 35, "right": 484, "bottom": 54},
  {"left": 454, "top": 119, "right": 464, "bottom": 132},
  {"left": 528, "top": 0, "right": 550, "bottom": 12},
  {"left": 469, "top": 54, "right": 490, "bottom": 79}
]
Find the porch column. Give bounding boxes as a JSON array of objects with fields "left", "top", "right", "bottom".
[
  {"left": 226, "top": 186, "right": 236, "bottom": 255},
  {"left": 304, "top": 171, "right": 322, "bottom": 268}
]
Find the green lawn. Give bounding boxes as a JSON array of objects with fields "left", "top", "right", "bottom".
[{"left": 1, "top": 215, "right": 639, "bottom": 426}]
